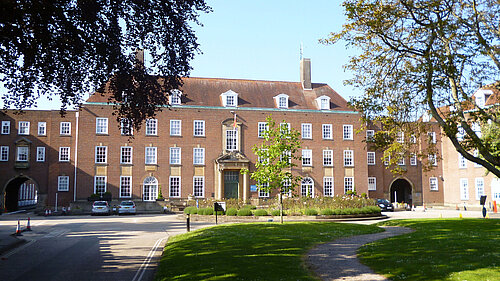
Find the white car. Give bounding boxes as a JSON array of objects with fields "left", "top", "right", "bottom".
[
  {"left": 91, "top": 201, "right": 111, "bottom": 215},
  {"left": 118, "top": 201, "right": 136, "bottom": 215}
]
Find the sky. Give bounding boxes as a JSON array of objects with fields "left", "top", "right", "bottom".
[{"left": 4, "top": 0, "right": 359, "bottom": 110}]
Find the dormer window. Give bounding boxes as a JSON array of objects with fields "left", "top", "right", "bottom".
[
  {"left": 474, "top": 89, "right": 493, "bottom": 108},
  {"left": 170, "top": 90, "right": 182, "bottom": 105},
  {"left": 274, "top": 94, "right": 289, "bottom": 109},
  {"left": 220, "top": 90, "right": 238, "bottom": 107},
  {"left": 315, "top": 96, "right": 331, "bottom": 110}
]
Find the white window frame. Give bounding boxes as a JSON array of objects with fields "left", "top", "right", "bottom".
[
  {"left": 280, "top": 123, "right": 290, "bottom": 134},
  {"left": 58, "top": 176, "right": 70, "bottom": 191},
  {"left": 169, "top": 176, "right": 181, "bottom": 198},
  {"left": 170, "top": 147, "right": 181, "bottom": 165},
  {"left": 258, "top": 182, "right": 270, "bottom": 198},
  {"left": 193, "top": 147, "right": 205, "bottom": 165},
  {"left": 36, "top": 147, "right": 45, "bottom": 162},
  {"left": 410, "top": 154, "right": 417, "bottom": 166},
  {"left": 37, "top": 122, "right": 46, "bottom": 136},
  {"left": 429, "top": 177, "right": 438, "bottom": 191},
  {"left": 301, "top": 123, "right": 312, "bottom": 139},
  {"left": 145, "top": 119, "right": 158, "bottom": 136},
  {"left": 368, "top": 177, "right": 376, "bottom": 191},
  {"left": 344, "top": 177, "right": 354, "bottom": 194},
  {"left": 18, "top": 121, "right": 30, "bottom": 135},
  {"left": 366, "top": 130, "right": 374, "bottom": 141},
  {"left": 428, "top": 132, "right": 436, "bottom": 143},
  {"left": 145, "top": 147, "right": 158, "bottom": 165},
  {"left": 258, "top": 122, "right": 269, "bottom": 138},
  {"left": 94, "top": 176, "right": 107, "bottom": 195},
  {"left": 120, "top": 118, "right": 133, "bottom": 136},
  {"left": 343, "top": 125, "right": 353, "bottom": 140},
  {"left": 343, "top": 150, "right": 354, "bottom": 167},
  {"left": 398, "top": 154, "right": 405, "bottom": 166},
  {"left": 94, "top": 146, "right": 107, "bottom": 164},
  {"left": 59, "top": 147, "right": 70, "bottom": 162},
  {"left": 170, "top": 120, "right": 182, "bottom": 136},
  {"left": 429, "top": 154, "right": 437, "bottom": 166},
  {"left": 322, "top": 124, "right": 332, "bottom": 140},
  {"left": 96, "top": 118, "right": 108, "bottom": 134},
  {"left": 475, "top": 178, "right": 485, "bottom": 200},
  {"left": 120, "top": 176, "right": 132, "bottom": 198},
  {"left": 1, "top": 121, "right": 10, "bottom": 135},
  {"left": 16, "top": 146, "right": 29, "bottom": 162},
  {"left": 323, "top": 177, "right": 334, "bottom": 197},
  {"left": 458, "top": 153, "right": 467, "bottom": 168},
  {"left": 193, "top": 176, "right": 205, "bottom": 198},
  {"left": 316, "top": 96, "right": 331, "bottom": 110},
  {"left": 120, "top": 146, "right": 133, "bottom": 164},
  {"left": 226, "top": 129, "right": 238, "bottom": 151},
  {"left": 170, "top": 90, "right": 182, "bottom": 105},
  {"left": 302, "top": 149, "right": 312, "bottom": 166},
  {"left": 301, "top": 177, "right": 314, "bottom": 197},
  {"left": 60, "top": 122, "right": 71, "bottom": 135},
  {"left": 0, "top": 146, "right": 9, "bottom": 161},
  {"left": 460, "top": 178, "right": 469, "bottom": 200},
  {"left": 221, "top": 90, "right": 238, "bottom": 107},
  {"left": 323, "top": 150, "right": 333, "bottom": 166},
  {"left": 367, "top": 152, "right": 376, "bottom": 165},
  {"left": 396, "top": 132, "right": 404, "bottom": 143},
  {"left": 473, "top": 150, "right": 481, "bottom": 168},
  {"left": 143, "top": 177, "right": 158, "bottom": 201},
  {"left": 275, "top": 94, "right": 289, "bottom": 109},
  {"left": 193, "top": 120, "right": 205, "bottom": 137}
]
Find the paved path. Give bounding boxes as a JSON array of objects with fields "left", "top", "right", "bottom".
[{"left": 307, "top": 226, "right": 413, "bottom": 281}]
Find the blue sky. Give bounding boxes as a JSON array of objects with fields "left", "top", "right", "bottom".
[{"left": 4, "top": 1, "right": 359, "bottom": 110}]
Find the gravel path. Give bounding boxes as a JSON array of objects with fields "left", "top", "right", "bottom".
[{"left": 306, "top": 226, "right": 413, "bottom": 281}]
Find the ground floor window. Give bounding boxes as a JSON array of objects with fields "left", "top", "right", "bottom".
[
  {"left": 475, "top": 178, "right": 484, "bottom": 200},
  {"left": 344, "top": 177, "right": 354, "bottom": 194},
  {"left": 169, "top": 176, "right": 181, "bottom": 198},
  {"left": 58, "top": 176, "right": 69, "bottom": 191},
  {"left": 368, "top": 177, "right": 376, "bottom": 191},
  {"left": 258, "top": 182, "right": 269, "bottom": 198},
  {"left": 120, "top": 176, "right": 132, "bottom": 198},
  {"left": 429, "top": 177, "right": 438, "bottom": 191},
  {"left": 143, "top": 176, "right": 158, "bottom": 201},
  {"left": 94, "top": 176, "right": 107, "bottom": 195},
  {"left": 301, "top": 177, "right": 314, "bottom": 197},
  {"left": 323, "top": 177, "right": 334, "bottom": 197},
  {"left": 193, "top": 176, "right": 204, "bottom": 197},
  {"left": 460, "top": 178, "right": 469, "bottom": 200},
  {"left": 492, "top": 178, "right": 500, "bottom": 200}
]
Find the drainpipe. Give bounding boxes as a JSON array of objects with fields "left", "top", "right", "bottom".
[{"left": 73, "top": 111, "right": 80, "bottom": 202}]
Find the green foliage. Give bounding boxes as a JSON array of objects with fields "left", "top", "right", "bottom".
[
  {"left": 237, "top": 208, "right": 253, "bottom": 216},
  {"left": 183, "top": 206, "right": 198, "bottom": 215},
  {"left": 254, "top": 209, "right": 268, "bottom": 216},
  {"left": 226, "top": 208, "right": 238, "bottom": 216},
  {"left": 320, "top": 209, "right": 334, "bottom": 215},
  {"left": 271, "top": 209, "right": 284, "bottom": 216},
  {"left": 304, "top": 209, "right": 318, "bottom": 216},
  {"left": 198, "top": 208, "right": 214, "bottom": 216}
]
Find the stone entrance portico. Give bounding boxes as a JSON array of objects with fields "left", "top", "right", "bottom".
[{"left": 214, "top": 151, "right": 250, "bottom": 202}]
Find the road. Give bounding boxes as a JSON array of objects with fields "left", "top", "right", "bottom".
[{"left": 0, "top": 213, "right": 212, "bottom": 281}]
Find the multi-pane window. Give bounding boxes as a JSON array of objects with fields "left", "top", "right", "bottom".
[
  {"left": 36, "top": 147, "right": 45, "bottom": 162},
  {"left": 367, "top": 152, "right": 376, "bottom": 165},
  {"left": 344, "top": 177, "right": 354, "bottom": 193},
  {"left": 278, "top": 96, "right": 288, "bottom": 108},
  {"left": 60, "top": 122, "right": 71, "bottom": 135},
  {"left": 281, "top": 150, "right": 291, "bottom": 164},
  {"left": 366, "top": 130, "right": 374, "bottom": 141},
  {"left": 258, "top": 122, "right": 269, "bottom": 138},
  {"left": 409, "top": 135, "right": 417, "bottom": 143},
  {"left": 396, "top": 132, "right": 404, "bottom": 143},
  {"left": 280, "top": 123, "right": 290, "bottom": 134},
  {"left": 120, "top": 176, "right": 132, "bottom": 198},
  {"left": 384, "top": 153, "right": 390, "bottom": 166},
  {"left": 302, "top": 149, "right": 312, "bottom": 166},
  {"left": 301, "top": 123, "right": 312, "bottom": 139},
  {"left": 193, "top": 148, "right": 205, "bottom": 165},
  {"left": 226, "top": 95, "right": 235, "bottom": 107},
  {"left": 169, "top": 176, "right": 181, "bottom": 197},
  {"left": 368, "top": 177, "right": 376, "bottom": 191},
  {"left": 1, "top": 121, "right": 10, "bottom": 134},
  {"left": 193, "top": 176, "right": 204, "bottom": 197},
  {"left": 429, "top": 154, "right": 437, "bottom": 166},
  {"left": 323, "top": 177, "right": 334, "bottom": 197},
  {"left": 170, "top": 120, "right": 182, "bottom": 136},
  {"left": 194, "top": 120, "right": 205, "bottom": 136},
  {"left": 428, "top": 132, "right": 436, "bottom": 143},
  {"left": 18, "top": 121, "right": 30, "bottom": 135},
  {"left": 472, "top": 122, "right": 482, "bottom": 138},
  {"left": 343, "top": 150, "right": 354, "bottom": 167},
  {"left": 301, "top": 177, "right": 314, "bottom": 197},
  {"left": 410, "top": 154, "right": 417, "bottom": 166},
  {"left": 460, "top": 178, "right": 469, "bottom": 200},
  {"left": 146, "top": 119, "right": 158, "bottom": 136},
  {"left": 59, "top": 147, "right": 70, "bottom": 162},
  {"left": 226, "top": 129, "right": 237, "bottom": 151},
  {"left": 457, "top": 126, "right": 465, "bottom": 141},
  {"left": 322, "top": 124, "right": 332, "bottom": 140},
  {"left": 170, "top": 91, "right": 181, "bottom": 105},
  {"left": 38, "top": 122, "right": 46, "bottom": 136},
  {"left": 95, "top": 146, "right": 107, "bottom": 163},
  {"left": 475, "top": 178, "right": 485, "bottom": 200},
  {"left": 94, "top": 176, "right": 107, "bottom": 195},
  {"left": 120, "top": 118, "right": 133, "bottom": 136},
  {"left": 258, "top": 148, "right": 269, "bottom": 164},
  {"left": 17, "top": 146, "right": 29, "bottom": 162},
  {"left": 429, "top": 177, "right": 438, "bottom": 191},
  {"left": 398, "top": 154, "right": 405, "bottom": 166},
  {"left": 58, "top": 176, "right": 69, "bottom": 191},
  {"left": 0, "top": 146, "right": 9, "bottom": 161},
  {"left": 170, "top": 147, "right": 181, "bottom": 165},
  {"left": 145, "top": 147, "right": 157, "bottom": 165},
  {"left": 458, "top": 153, "right": 467, "bottom": 168},
  {"left": 120, "top": 146, "right": 133, "bottom": 164},
  {"left": 323, "top": 150, "right": 333, "bottom": 166},
  {"left": 258, "top": 182, "right": 269, "bottom": 198},
  {"left": 96, "top": 118, "right": 108, "bottom": 134},
  {"left": 343, "top": 125, "right": 353, "bottom": 140},
  {"left": 319, "top": 98, "right": 329, "bottom": 110},
  {"left": 473, "top": 150, "right": 481, "bottom": 167}
]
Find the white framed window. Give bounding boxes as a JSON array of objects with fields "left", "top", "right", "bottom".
[
  {"left": 194, "top": 120, "right": 205, "bottom": 137},
  {"left": 410, "top": 135, "right": 417, "bottom": 143},
  {"left": 145, "top": 147, "right": 157, "bottom": 165},
  {"left": 410, "top": 154, "right": 417, "bottom": 166},
  {"left": 60, "top": 122, "right": 71, "bottom": 135},
  {"left": 170, "top": 120, "right": 182, "bottom": 136},
  {"left": 120, "top": 118, "right": 133, "bottom": 136},
  {"left": 170, "top": 90, "right": 182, "bottom": 105},
  {"left": 301, "top": 177, "right": 314, "bottom": 197},
  {"left": 460, "top": 178, "right": 469, "bottom": 200},
  {"left": 343, "top": 125, "right": 353, "bottom": 140},
  {"left": 458, "top": 153, "right": 467, "bottom": 168},
  {"left": 226, "top": 129, "right": 238, "bottom": 151},
  {"left": 343, "top": 150, "right": 354, "bottom": 167},
  {"left": 472, "top": 122, "right": 482, "bottom": 138},
  {"left": 275, "top": 94, "right": 289, "bottom": 109},
  {"left": 193, "top": 147, "right": 205, "bottom": 165},
  {"left": 323, "top": 177, "right": 334, "bottom": 197},
  {"left": 428, "top": 132, "right": 436, "bottom": 143},
  {"left": 0, "top": 146, "right": 9, "bottom": 161},
  {"left": 36, "top": 147, "right": 45, "bottom": 162},
  {"left": 398, "top": 154, "right": 405, "bottom": 166},
  {"left": 366, "top": 130, "right": 374, "bottom": 141},
  {"left": 221, "top": 90, "right": 238, "bottom": 107},
  {"left": 16, "top": 146, "right": 28, "bottom": 162},
  {"left": 146, "top": 119, "right": 158, "bottom": 136},
  {"left": 301, "top": 123, "right": 312, "bottom": 139},
  {"left": 473, "top": 150, "right": 481, "bottom": 167},
  {"left": 170, "top": 147, "right": 181, "bottom": 165},
  {"left": 344, "top": 177, "right": 354, "bottom": 194},
  {"left": 94, "top": 176, "right": 107, "bottom": 195},
  {"left": 59, "top": 147, "right": 70, "bottom": 162},
  {"left": 96, "top": 118, "right": 108, "bottom": 134},
  {"left": 258, "top": 148, "right": 269, "bottom": 164},
  {"left": 120, "top": 146, "right": 133, "bottom": 164},
  {"left": 429, "top": 177, "right": 438, "bottom": 191},
  {"left": 492, "top": 178, "right": 500, "bottom": 200},
  {"left": 368, "top": 177, "right": 376, "bottom": 191},
  {"left": 58, "top": 176, "right": 70, "bottom": 191},
  {"left": 396, "top": 132, "right": 404, "bottom": 143},
  {"left": 258, "top": 182, "right": 269, "bottom": 198},
  {"left": 95, "top": 146, "right": 107, "bottom": 163},
  {"left": 193, "top": 176, "right": 205, "bottom": 198},
  {"left": 258, "top": 122, "right": 269, "bottom": 138},
  {"left": 302, "top": 149, "right": 312, "bottom": 166},
  {"left": 18, "top": 121, "right": 30, "bottom": 135},
  {"left": 1, "top": 121, "right": 10, "bottom": 134},
  {"left": 429, "top": 154, "right": 437, "bottom": 166},
  {"left": 37, "top": 122, "right": 46, "bottom": 136},
  {"left": 120, "top": 176, "right": 132, "bottom": 198},
  {"left": 169, "top": 176, "right": 181, "bottom": 198},
  {"left": 457, "top": 126, "right": 465, "bottom": 141},
  {"left": 282, "top": 179, "right": 292, "bottom": 197},
  {"left": 323, "top": 150, "right": 333, "bottom": 166},
  {"left": 322, "top": 124, "right": 332, "bottom": 140},
  {"left": 316, "top": 96, "right": 331, "bottom": 110},
  {"left": 143, "top": 176, "right": 158, "bottom": 201},
  {"left": 280, "top": 123, "right": 290, "bottom": 134},
  {"left": 475, "top": 178, "right": 485, "bottom": 200},
  {"left": 367, "top": 152, "right": 376, "bottom": 165},
  {"left": 384, "top": 154, "right": 390, "bottom": 166}
]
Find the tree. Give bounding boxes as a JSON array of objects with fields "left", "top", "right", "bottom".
[
  {"left": 241, "top": 116, "right": 302, "bottom": 223},
  {"left": 0, "top": 0, "right": 211, "bottom": 130},
  {"left": 323, "top": 0, "right": 500, "bottom": 177}
]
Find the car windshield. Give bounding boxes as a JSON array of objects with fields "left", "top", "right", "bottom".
[
  {"left": 121, "top": 202, "right": 134, "bottom": 206},
  {"left": 378, "top": 199, "right": 390, "bottom": 204},
  {"left": 94, "top": 202, "right": 107, "bottom": 206}
]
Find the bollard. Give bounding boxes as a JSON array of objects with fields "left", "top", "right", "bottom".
[{"left": 186, "top": 213, "right": 190, "bottom": 232}]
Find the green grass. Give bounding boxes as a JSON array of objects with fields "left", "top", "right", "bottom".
[
  {"left": 358, "top": 219, "right": 500, "bottom": 281},
  {"left": 154, "top": 222, "right": 382, "bottom": 281}
]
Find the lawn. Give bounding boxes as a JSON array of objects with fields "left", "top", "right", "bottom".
[
  {"left": 358, "top": 219, "right": 500, "bottom": 281},
  {"left": 154, "top": 222, "right": 382, "bottom": 281}
]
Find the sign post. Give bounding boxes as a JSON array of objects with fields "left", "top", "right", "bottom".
[
  {"left": 214, "top": 202, "right": 226, "bottom": 225},
  {"left": 480, "top": 195, "right": 487, "bottom": 218}
]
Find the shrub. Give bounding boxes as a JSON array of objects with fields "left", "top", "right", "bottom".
[
  {"left": 305, "top": 208, "right": 318, "bottom": 216},
  {"left": 183, "top": 206, "right": 198, "bottom": 214},
  {"left": 241, "top": 205, "right": 257, "bottom": 210},
  {"left": 254, "top": 209, "right": 268, "bottom": 216},
  {"left": 198, "top": 208, "right": 214, "bottom": 215},
  {"left": 271, "top": 209, "right": 284, "bottom": 216},
  {"left": 237, "top": 208, "right": 253, "bottom": 216},
  {"left": 226, "top": 208, "right": 238, "bottom": 216},
  {"left": 320, "top": 209, "right": 334, "bottom": 216}
]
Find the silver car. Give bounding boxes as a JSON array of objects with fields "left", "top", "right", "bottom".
[
  {"left": 91, "top": 201, "right": 111, "bottom": 215},
  {"left": 118, "top": 201, "right": 136, "bottom": 215}
]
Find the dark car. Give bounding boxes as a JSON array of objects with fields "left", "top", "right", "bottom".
[{"left": 377, "top": 199, "right": 394, "bottom": 212}]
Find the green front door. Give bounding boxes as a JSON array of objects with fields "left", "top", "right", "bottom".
[{"left": 224, "top": 171, "right": 239, "bottom": 199}]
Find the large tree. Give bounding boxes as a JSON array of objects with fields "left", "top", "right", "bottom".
[
  {"left": 0, "top": 0, "right": 210, "bottom": 129},
  {"left": 323, "top": 0, "right": 500, "bottom": 177}
]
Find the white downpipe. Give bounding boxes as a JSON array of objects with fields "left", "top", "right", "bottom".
[{"left": 73, "top": 111, "right": 80, "bottom": 202}]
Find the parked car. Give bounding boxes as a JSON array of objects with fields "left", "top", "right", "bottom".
[
  {"left": 377, "top": 199, "right": 394, "bottom": 212},
  {"left": 118, "top": 201, "right": 136, "bottom": 215},
  {"left": 91, "top": 201, "right": 111, "bottom": 215}
]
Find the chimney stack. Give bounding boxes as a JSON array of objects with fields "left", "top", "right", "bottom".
[{"left": 300, "top": 58, "right": 312, "bottom": 90}]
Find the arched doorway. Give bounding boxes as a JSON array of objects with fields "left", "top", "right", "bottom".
[
  {"left": 390, "top": 178, "right": 412, "bottom": 204},
  {"left": 3, "top": 176, "right": 38, "bottom": 212},
  {"left": 301, "top": 177, "right": 314, "bottom": 197},
  {"left": 143, "top": 177, "right": 158, "bottom": 201}
]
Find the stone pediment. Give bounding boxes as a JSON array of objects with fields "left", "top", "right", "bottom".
[
  {"left": 15, "top": 137, "right": 32, "bottom": 146},
  {"left": 215, "top": 151, "right": 250, "bottom": 163}
]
